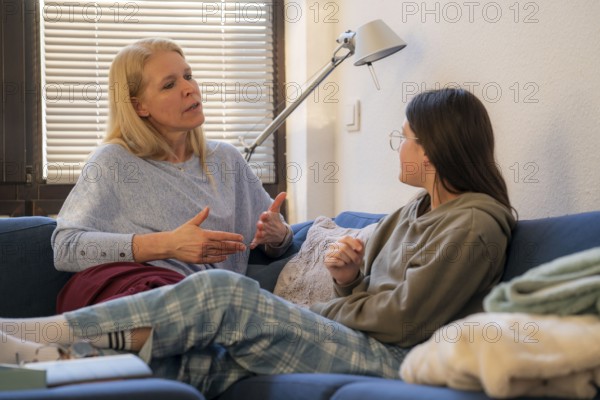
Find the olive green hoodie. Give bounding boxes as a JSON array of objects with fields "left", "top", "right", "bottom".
[{"left": 310, "top": 192, "right": 515, "bottom": 347}]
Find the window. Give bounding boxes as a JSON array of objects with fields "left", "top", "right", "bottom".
[
  {"left": 42, "top": 0, "right": 279, "bottom": 184},
  {"left": 0, "top": 0, "right": 285, "bottom": 216}
]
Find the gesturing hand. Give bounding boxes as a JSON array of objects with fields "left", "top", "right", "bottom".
[
  {"left": 250, "top": 192, "right": 289, "bottom": 249},
  {"left": 324, "top": 236, "right": 365, "bottom": 285},
  {"left": 168, "top": 207, "right": 246, "bottom": 264}
]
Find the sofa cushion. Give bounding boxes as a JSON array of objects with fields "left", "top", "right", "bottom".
[
  {"left": 330, "top": 379, "right": 496, "bottom": 400},
  {"left": 217, "top": 374, "right": 380, "bottom": 400},
  {"left": 246, "top": 212, "right": 384, "bottom": 270},
  {"left": 0, "top": 217, "right": 73, "bottom": 317},
  {"left": 503, "top": 211, "right": 600, "bottom": 281},
  {"left": 273, "top": 216, "right": 377, "bottom": 307},
  {"left": 217, "top": 373, "right": 557, "bottom": 400},
  {"left": 218, "top": 373, "right": 597, "bottom": 400}
]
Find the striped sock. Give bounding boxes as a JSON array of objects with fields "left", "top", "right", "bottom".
[{"left": 91, "top": 331, "right": 134, "bottom": 351}]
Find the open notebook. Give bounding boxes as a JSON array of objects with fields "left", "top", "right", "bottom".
[{"left": 1, "top": 354, "right": 152, "bottom": 390}]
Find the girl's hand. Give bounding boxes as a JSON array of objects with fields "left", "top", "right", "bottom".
[{"left": 324, "top": 236, "right": 365, "bottom": 285}]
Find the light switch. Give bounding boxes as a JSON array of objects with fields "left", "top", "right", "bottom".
[{"left": 345, "top": 99, "right": 360, "bottom": 132}]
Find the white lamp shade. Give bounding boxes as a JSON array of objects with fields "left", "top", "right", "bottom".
[{"left": 353, "top": 19, "right": 407, "bottom": 66}]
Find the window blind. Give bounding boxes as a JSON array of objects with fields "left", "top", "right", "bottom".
[{"left": 41, "top": 0, "right": 276, "bottom": 184}]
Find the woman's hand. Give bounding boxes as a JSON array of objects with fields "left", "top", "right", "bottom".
[
  {"left": 324, "top": 236, "right": 365, "bottom": 285},
  {"left": 250, "top": 192, "right": 289, "bottom": 249},
  {"left": 166, "top": 207, "right": 246, "bottom": 264}
]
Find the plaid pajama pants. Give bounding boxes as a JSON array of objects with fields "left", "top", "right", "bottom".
[{"left": 64, "top": 269, "right": 409, "bottom": 399}]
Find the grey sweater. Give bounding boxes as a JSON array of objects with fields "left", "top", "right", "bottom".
[
  {"left": 311, "top": 192, "right": 515, "bottom": 347},
  {"left": 52, "top": 141, "right": 275, "bottom": 275}
]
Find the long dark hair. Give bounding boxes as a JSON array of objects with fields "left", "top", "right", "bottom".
[{"left": 405, "top": 88, "right": 512, "bottom": 211}]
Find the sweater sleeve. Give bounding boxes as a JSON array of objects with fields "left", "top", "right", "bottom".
[
  {"left": 51, "top": 146, "right": 136, "bottom": 272},
  {"left": 52, "top": 222, "right": 135, "bottom": 272},
  {"left": 311, "top": 226, "right": 506, "bottom": 347}
]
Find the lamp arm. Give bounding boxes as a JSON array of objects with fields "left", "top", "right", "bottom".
[{"left": 242, "top": 44, "right": 353, "bottom": 161}]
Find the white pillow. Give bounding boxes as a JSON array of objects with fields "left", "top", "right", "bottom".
[{"left": 273, "top": 216, "right": 377, "bottom": 308}]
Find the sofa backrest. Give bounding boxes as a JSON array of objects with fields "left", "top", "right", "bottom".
[
  {"left": 3, "top": 211, "right": 600, "bottom": 318},
  {"left": 0, "top": 216, "right": 73, "bottom": 317},
  {"left": 503, "top": 211, "right": 600, "bottom": 281},
  {"left": 332, "top": 210, "right": 600, "bottom": 283}
]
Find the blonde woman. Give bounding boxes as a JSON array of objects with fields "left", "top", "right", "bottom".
[{"left": 51, "top": 38, "right": 292, "bottom": 311}]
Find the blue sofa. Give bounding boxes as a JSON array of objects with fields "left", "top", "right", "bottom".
[{"left": 1, "top": 211, "right": 600, "bottom": 400}]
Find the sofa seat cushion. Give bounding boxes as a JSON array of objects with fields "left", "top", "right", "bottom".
[
  {"left": 217, "top": 373, "right": 598, "bottom": 400},
  {"left": 0, "top": 378, "right": 204, "bottom": 400},
  {"left": 217, "top": 374, "right": 382, "bottom": 400},
  {"left": 329, "top": 379, "right": 564, "bottom": 400}
]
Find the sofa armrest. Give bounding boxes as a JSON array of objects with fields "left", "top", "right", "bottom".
[{"left": 0, "top": 217, "right": 73, "bottom": 317}]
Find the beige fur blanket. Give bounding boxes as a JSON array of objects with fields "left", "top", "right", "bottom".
[{"left": 400, "top": 312, "right": 600, "bottom": 399}]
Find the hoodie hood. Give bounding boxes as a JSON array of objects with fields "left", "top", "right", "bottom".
[{"left": 406, "top": 191, "right": 516, "bottom": 239}]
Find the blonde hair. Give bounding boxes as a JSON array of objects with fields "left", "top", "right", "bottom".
[{"left": 104, "top": 38, "right": 207, "bottom": 166}]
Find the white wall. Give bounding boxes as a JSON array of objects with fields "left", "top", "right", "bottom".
[
  {"left": 285, "top": 0, "right": 600, "bottom": 221},
  {"left": 284, "top": 0, "right": 338, "bottom": 223}
]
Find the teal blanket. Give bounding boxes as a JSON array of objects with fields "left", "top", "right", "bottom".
[{"left": 484, "top": 247, "right": 600, "bottom": 315}]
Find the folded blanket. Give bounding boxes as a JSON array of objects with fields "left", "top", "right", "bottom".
[
  {"left": 484, "top": 247, "right": 600, "bottom": 315},
  {"left": 399, "top": 312, "right": 600, "bottom": 399}
]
